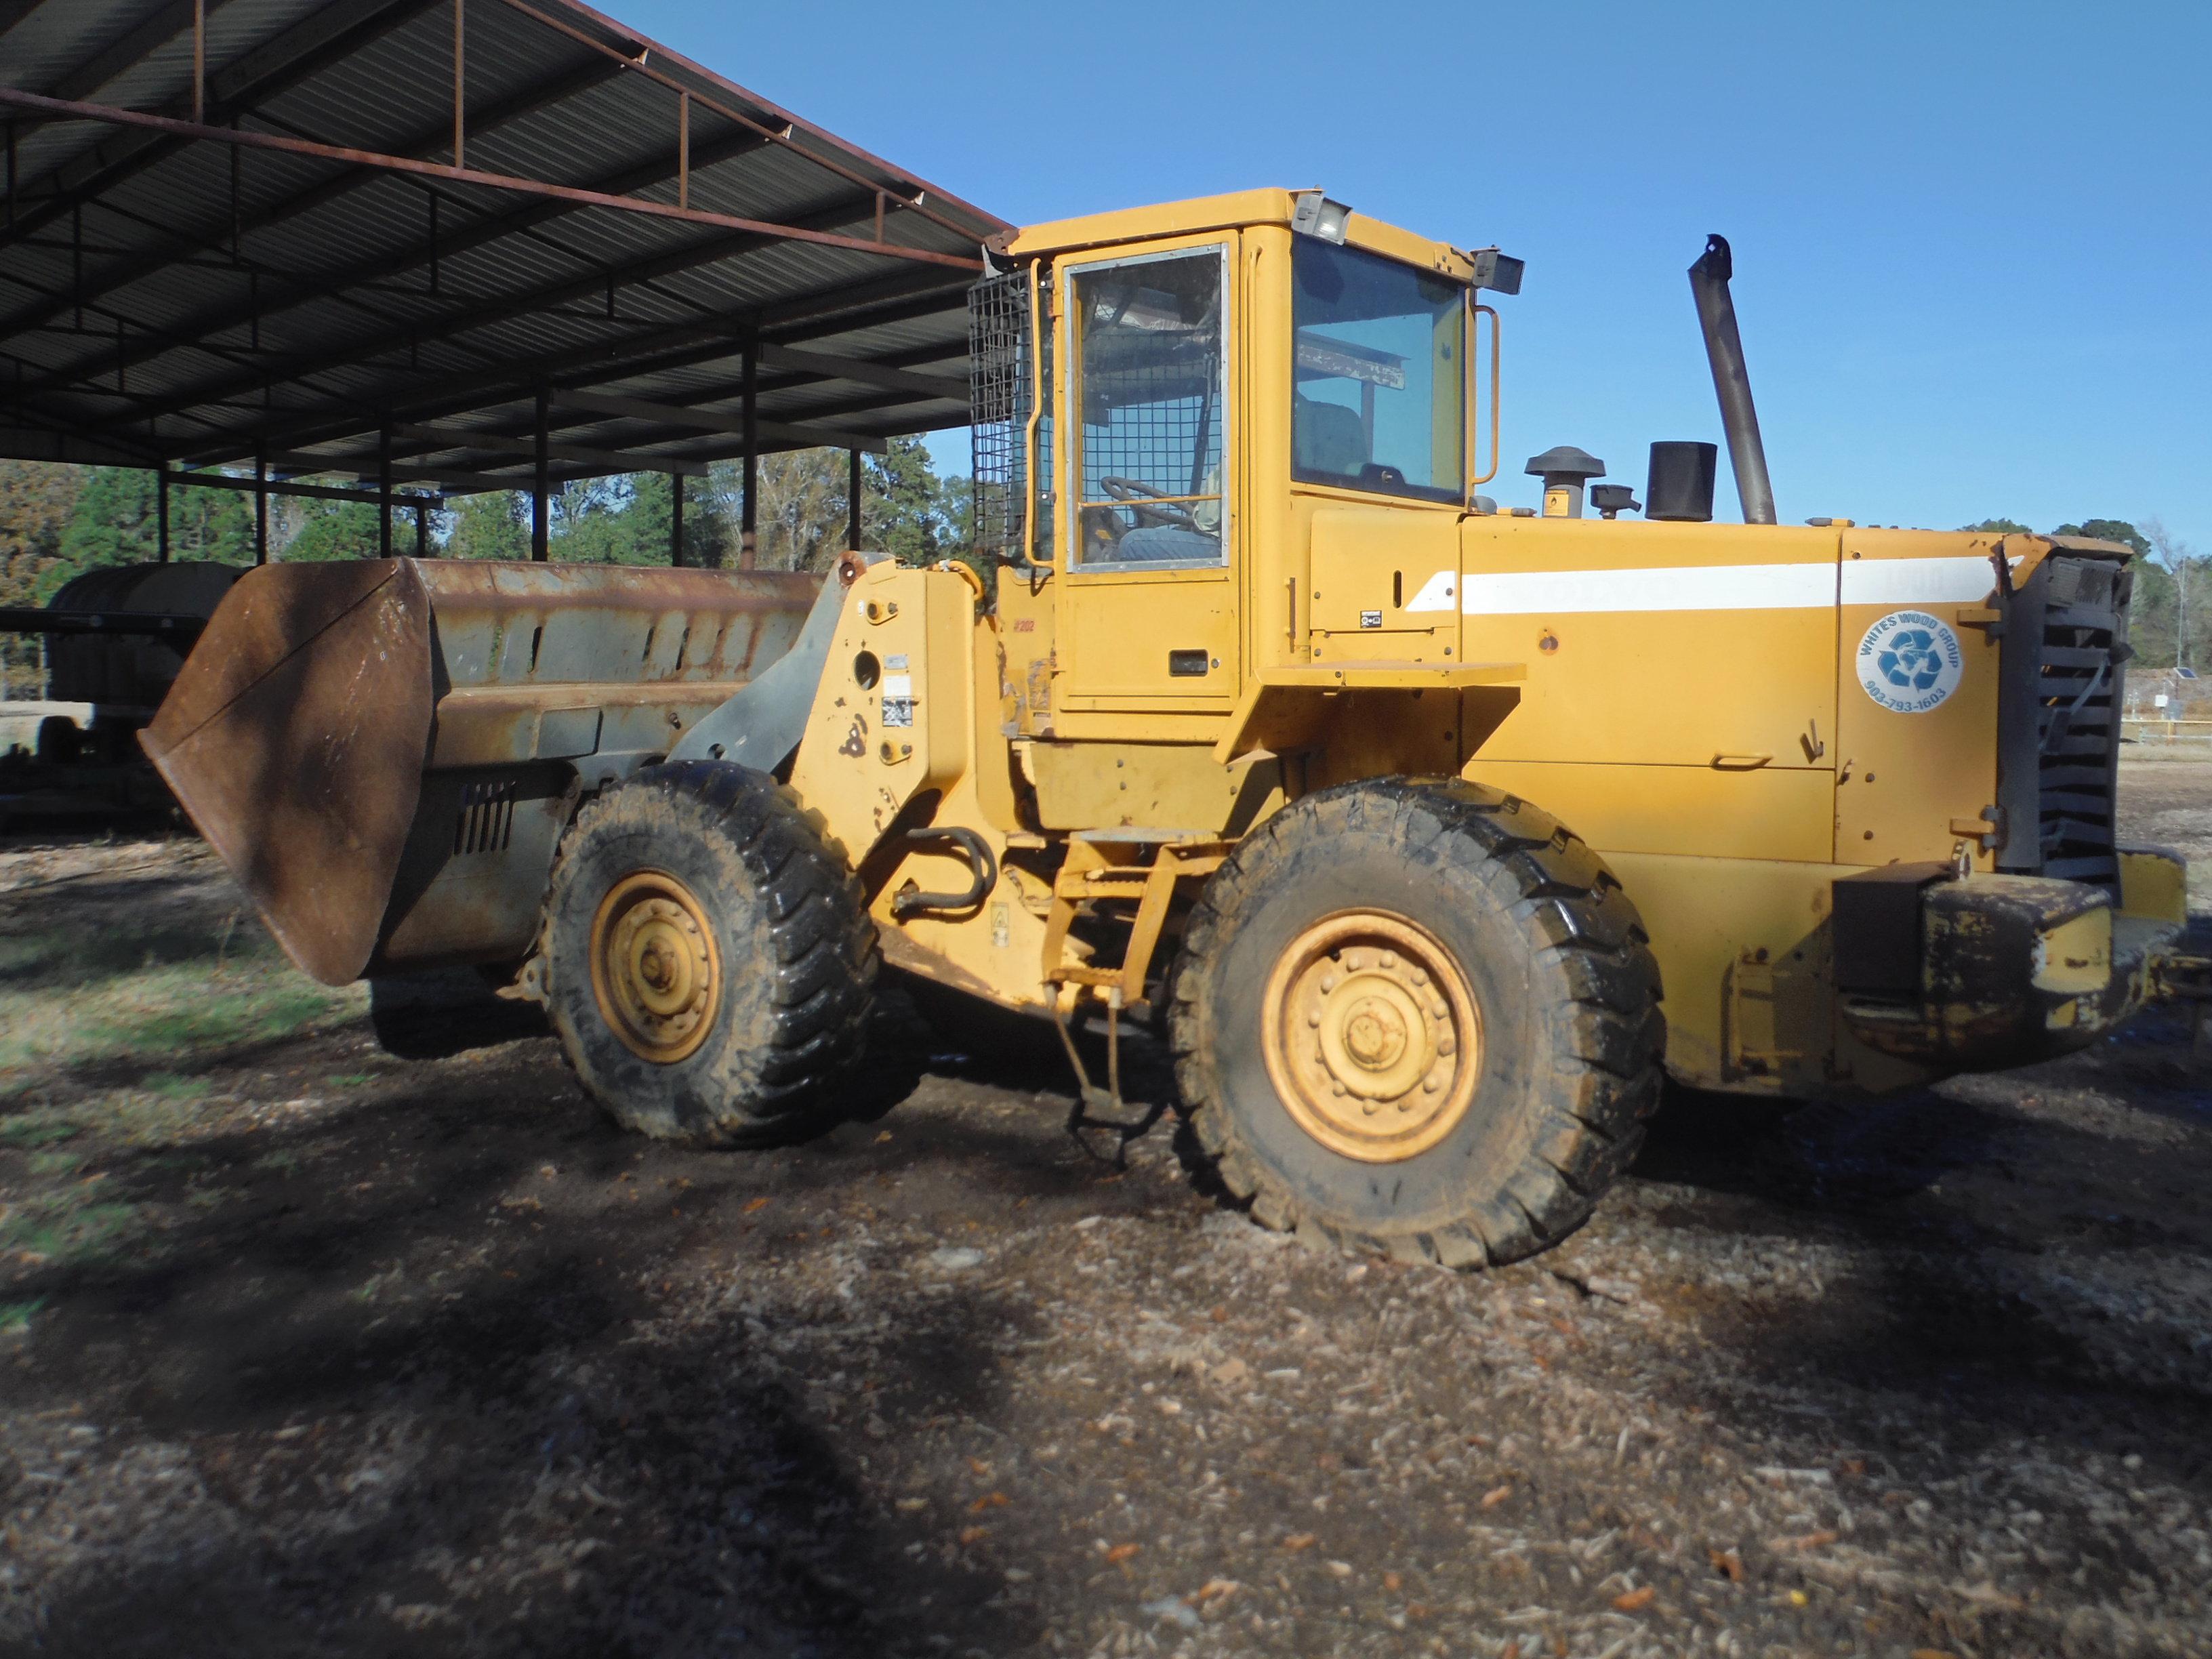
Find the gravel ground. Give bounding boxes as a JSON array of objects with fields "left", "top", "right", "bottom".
[{"left": 1, "top": 762, "right": 2209, "bottom": 1658}]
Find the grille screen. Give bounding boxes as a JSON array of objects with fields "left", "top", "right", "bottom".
[{"left": 1997, "top": 554, "right": 2130, "bottom": 886}]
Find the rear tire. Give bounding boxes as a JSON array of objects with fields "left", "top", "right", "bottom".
[
  {"left": 542, "top": 762, "right": 877, "bottom": 1145},
  {"left": 1168, "top": 778, "right": 1663, "bottom": 1267}
]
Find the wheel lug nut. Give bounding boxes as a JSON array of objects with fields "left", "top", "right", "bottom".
[
  {"left": 1307, "top": 1011, "right": 1321, "bottom": 1028},
  {"left": 1330, "top": 1081, "right": 1347, "bottom": 1097},
  {"left": 1379, "top": 950, "right": 1397, "bottom": 968},
  {"left": 1438, "top": 1035, "right": 1456, "bottom": 1057},
  {"left": 1319, "top": 973, "right": 1336, "bottom": 992},
  {"left": 1410, "top": 968, "right": 1428, "bottom": 986}
]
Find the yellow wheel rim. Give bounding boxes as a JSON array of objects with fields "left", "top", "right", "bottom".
[
  {"left": 590, "top": 869, "right": 721, "bottom": 1064},
  {"left": 1261, "top": 910, "right": 1482, "bottom": 1164}
]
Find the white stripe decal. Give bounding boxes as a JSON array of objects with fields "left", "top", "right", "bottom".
[
  {"left": 1458, "top": 562, "right": 1832, "bottom": 614},
  {"left": 1838, "top": 555, "right": 2007, "bottom": 607},
  {"left": 1441, "top": 555, "right": 2009, "bottom": 615}
]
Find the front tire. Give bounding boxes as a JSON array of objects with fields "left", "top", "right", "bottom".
[
  {"left": 1168, "top": 779, "right": 1663, "bottom": 1267},
  {"left": 542, "top": 762, "right": 878, "bottom": 1145}
]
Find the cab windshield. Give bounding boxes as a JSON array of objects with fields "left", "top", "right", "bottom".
[{"left": 1292, "top": 239, "right": 1465, "bottom": 504}]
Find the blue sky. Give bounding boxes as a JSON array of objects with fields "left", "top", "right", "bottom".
[{"left": 622, "top": 0, "right": 2211, "bottom": 556}]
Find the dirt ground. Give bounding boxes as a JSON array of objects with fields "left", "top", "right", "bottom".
[{"left": 2, "top": 764, "right": 2211, "bottom": 1659}]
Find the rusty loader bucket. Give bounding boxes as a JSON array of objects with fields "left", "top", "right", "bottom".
[{"left": 142, "top": 558, "right": 821, "bottom": 985}]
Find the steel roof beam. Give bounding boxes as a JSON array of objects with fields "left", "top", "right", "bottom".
[
  {"left": 97, "top": 186, "right": 895, "bottom": 423},
  {"left": 0, "top": 89, "right": 982, "bottom": 276},
  {"left": 172, "top": 267, "right": 971, "bottom": 462},
  {"left": 758, "top": 344, "right": 965, "bottom": 403},
  {"left": 0, "top": 58, "right": 627, "bottom": 338},
  {"left": 9, "top": 115, "right": 785, "bottom": 403},
  {"left": 167, "top": 468, "right": 443, "bottom": 508},
  {"left": 389, "top": 421, "right": 711, "bottom": 476},
  {"left": 35, "top": 0, "right": 247, "bottom": 116},
  {"left": 0, "top": 0, "right": 443, "bottom": 247}
]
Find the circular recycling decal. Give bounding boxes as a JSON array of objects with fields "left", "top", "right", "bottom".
[{"left": 1855, "top": 609, "right": 1964, "bottom": 714}]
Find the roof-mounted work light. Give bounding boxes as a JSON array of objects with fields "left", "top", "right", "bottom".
[
  {"left": 1469, "top": 248, "right": 1524, "bottom": 294},
  {"left": 1290, "top": 191, "right": 1352, "bottom": 243}
]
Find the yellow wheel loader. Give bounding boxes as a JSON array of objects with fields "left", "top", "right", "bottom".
[{"left": 143, "top": 190, "right": 2203, "bottom": 1268}]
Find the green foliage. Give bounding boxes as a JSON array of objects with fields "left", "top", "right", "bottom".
[
  {"left": 281, "top": 500, "right": 383, "bottom": 562},
  {"left": 0, "top": 460, "right": 86, "bottom": 608},
  {"left": 2053, "top": 518, "right": 2152, "bottom": 558},
  {"left": 728, "top": 449, "right": 848, "bottom": 572},
  {"left": 55, "top": 467, "right": 250, "bottom": 587},
  {"left": 0, "top": 461, "right": 86, "bottom": 691},
  {"left": 445, "top": 491, "right": 529, "bottom": 560},
  {"left": 1959, "top": 518, "right": 2032, "bottom": 535},
  {"left": 866, "top": 435, "right": 960, "bottom": 565}
]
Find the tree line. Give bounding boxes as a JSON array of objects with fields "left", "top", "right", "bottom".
[
  {"left": 0, "top": 437, "right": 971, "bottom": 610},
  {"left": 1960, "top": 516, "right": 2204, "bottom": 673}
]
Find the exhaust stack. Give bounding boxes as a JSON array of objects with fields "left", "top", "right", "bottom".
[{"left": 1687, "top": 234, "right": 1777, "bottom": 526}]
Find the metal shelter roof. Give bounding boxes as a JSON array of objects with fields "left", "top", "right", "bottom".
[{"left": 0, "top": 0, "right": 1005, "bottom": 508}]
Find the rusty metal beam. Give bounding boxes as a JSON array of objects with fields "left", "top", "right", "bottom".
[
  {"left": 0, "top": 87, "right": 984, "bottom": 274},
  {"left": 0, "top": 57, "right": 626, "bottom": 340},
  {"left": 37, "top": 0, "right": 242, "bottom": 118},
  {"left": 0, "top": 0, "right": 443, "bottom": 249},
  {"left": 482, "top": 0, "right": 986, "bottom": 250},
  {"left": 6, "top": 110, "right": 771, "bottom": 404}
]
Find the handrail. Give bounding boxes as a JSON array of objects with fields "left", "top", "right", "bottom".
[{"left": 1471, "top": 303, "right": 1502, "bottom": 488}]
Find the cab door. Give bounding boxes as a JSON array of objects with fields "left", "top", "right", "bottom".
[{"left": 1052, "top": 237, "right": 1241, "bottom": 735}]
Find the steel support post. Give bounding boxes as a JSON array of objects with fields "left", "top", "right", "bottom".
[
  {"left": 848, "top": 447, "right": 862, "bottom": 549},
  {"left": 156, "top": 463, "right": 169, "bottom": 562},
  {"left": 670, "top": 470, "right": 684, "bottom": 567},
  {"left": 415, "top": 500, "right": 428, "bottom": 557},
  {"left": 192, "top": 0, "right": 206, "bottom": 125},
  {"left": 676, "top": 91, "right": 689, "bottom": 211},
  {"left": 531, "top": 384, "right": 550, "bottom": 560},
  {"left": 740, "top": 338, "right": 758, "bottom": 569},
  {"left": 452, "top": 0, "right": 466, "bottom": 168},
  {"left": 378, "top": 424, "right": 393, "bottom": 556},
  {"left": 254, "top": 445, "right": 268, "bottom": 564}
]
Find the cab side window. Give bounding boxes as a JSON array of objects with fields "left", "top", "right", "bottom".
[{"left": 1292, "top": 239, "right": 1465, "bottom": 505}]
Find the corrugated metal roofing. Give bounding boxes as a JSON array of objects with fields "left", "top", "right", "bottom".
[{"left": 0, "top": 0, "right": 1006, "bottom": 495}]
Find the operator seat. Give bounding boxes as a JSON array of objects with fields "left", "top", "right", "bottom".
[{"left": 1294, "top": 393, "right": 1370, "bottom": 479}]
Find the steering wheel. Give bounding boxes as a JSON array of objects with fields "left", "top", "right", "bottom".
[{"left": 1098, "top": 476, "right": 1199, "bottom": 531}]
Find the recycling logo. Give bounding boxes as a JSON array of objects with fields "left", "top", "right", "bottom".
[{"left": 1856, "top": 609, "right": 1964, "bottom": 714}]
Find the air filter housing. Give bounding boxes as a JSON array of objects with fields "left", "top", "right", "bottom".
[{"left": 1646, "top": 441, "right": 1718, "bottom": 523}]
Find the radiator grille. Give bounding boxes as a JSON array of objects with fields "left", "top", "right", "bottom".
[
  {"left": 1997, "top": 553, "right": 2130, "bottom": 886},
  {"left": 454, "top": 777, "right": 518, "bottom": 856}
]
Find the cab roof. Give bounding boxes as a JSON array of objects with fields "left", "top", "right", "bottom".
[{"left": 1000, "top": 189, "right": 1479, "bottom": 284}]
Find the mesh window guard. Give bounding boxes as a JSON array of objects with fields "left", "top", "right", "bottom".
[
  {"left": 1069, "top": 249, "right": 1226, "bottom": 567},
  {"left": 968, "top": 268, "right": 1053, "bottom": 564}
]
